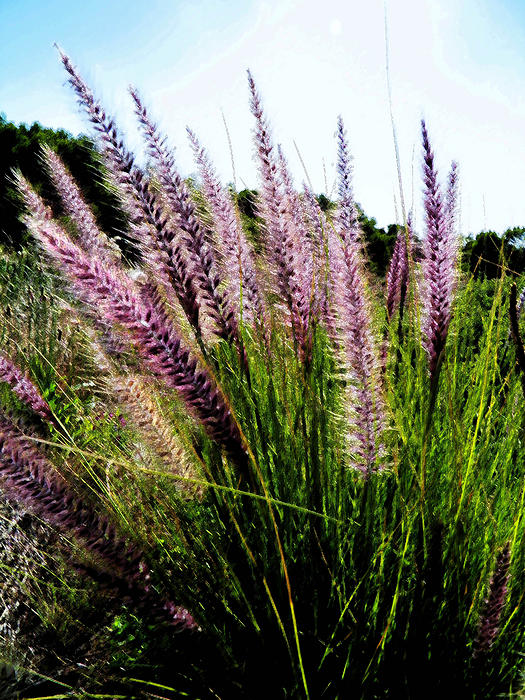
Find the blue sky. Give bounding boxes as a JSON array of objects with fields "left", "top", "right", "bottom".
[{"left": 2, "top": 0, "right": 525, "bottom": 235}]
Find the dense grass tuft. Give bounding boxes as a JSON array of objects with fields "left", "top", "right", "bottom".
[{"left": 0, "top": 54, "right": 524, "bottom": 699}]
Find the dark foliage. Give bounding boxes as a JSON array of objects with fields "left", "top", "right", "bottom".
[
  {"left": 462, "top": 227, "right": 525, "bottom": 278},
  {"left": 4, "top": 115, "right": 525, "bottom": 283},
  {"left": 0, "top": 114, "right": 126, "bottom": 247},
  {"left": 235, "top": 188, "right": 263, "bottom": 250},
  {"left": 357, "top": 207, "right": 400, "bottom": 275},
  {"left": 316, "top": 193, "right": 335, "bottom": 212},
  {"left": 236, "top": 188, "right": 258, "bottom": 219}
]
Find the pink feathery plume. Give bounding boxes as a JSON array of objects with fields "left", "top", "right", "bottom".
[
  {"left": 420, "top": 121, "right": 458, "bottom": 380},
  {"left": 125, "top": 167, "right": 202, "bottom": 337},
  {"left": 17, "top": 176, "right": 249, "bottom": 475},
  {"left": 276, "top": 145, "right": 316, "bottom": 359},
  {"left": 56, "top": 47, "right": 151, "bottom": 248},
  {"left": 57, "top": 50, "right": 202, "bottom": 339},
  {"left": 41, "top": 144, "right": 120, "bottom": 263},
  {"left": 13, "top": 169, "right": 132, "bottom": 360},
  {"left": 473, "top": 543, "right": 511, "bottom": 658},
  {"left": 277, "top": 146, "right": 307, "bottom": 239},
  {"left": 186, "top": 128, "right": 268, "bottom": 337},
  {"left": 0, "top": 354, "right": 54, "bottom": 424},
  {"left": 247, "top": 71, "right": 312, "bottom": 362},
  {"left": 0, "top": 413, "right": 196, "bottom": 629},
  {"left": 329, "top": 230, "right": 386, "bottom": 473},
  {"left": 301, "top": 185, "right": 326, "bottom": 248},
  {"left": 386, "top": 217, "right": 411, "bottom": 322},
  {"left": 302, "top": 184, "right": 337, "bottom": 339},
  {"left": 130, "top": 88, "right": 238, "bottom": 345},
  {"left": 329, "top": 120, "right": 386, "bottom": 474},
  {"left": 445, "top": 160, "right": 459, "bottom": 237},
  {"left": 335, "top": 116, "right": 360, "bottom": 245}
]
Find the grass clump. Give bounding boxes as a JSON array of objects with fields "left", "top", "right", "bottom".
[{"left": 0, "top": 51, "right": 524, "bottom": 699}]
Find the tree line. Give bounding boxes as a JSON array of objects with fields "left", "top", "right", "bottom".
[{"left": 2, "top": 114, "right": 524, "bottom": 279}]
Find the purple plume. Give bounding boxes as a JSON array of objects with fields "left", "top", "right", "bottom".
[
  {"left": 57, "top": 50, "right": 203, "bottom": 340},
  {"left": 247, "top": 71, "right": 313, "bottom": 362},
  {"left": 130, "top": 88, "right": 238, "bottom": 345},
  {"left": 335, "top": 116, "right": 360, "bottom": 245},
  {"left": 0, "top": 354, "right": 53, "bottom": 424},
  {"left": 329, "top": 121, "right": 386, "bottom": 474},
  {"left": 276, "top": 145, "right": 316, "bottom": 359},
  {"left": 301, "top": 184, "right": 326, "bottom": 248},
  {"left": 420, "top": 121, "right": 458, "bottom": 380},
  {"left": 187, "top": 128, "right": 268, "bottom": 339},
  {"left": 386, "top": 218, "right": 411, "bottom": 321},
  {"left": 445, "top": 160, "right": 459, "bottom": 238},
  {"left": 13, "top": 170, "right": 134, "bottom": 364},
  {"left": 329, "top": 230, "right": 386, "bottom": 473},
  {"left": 473, "top": 543, "right": 511, "bottom": 658},
  {"left": 301, "top": 184, "right": 336, "bottom": 338},
  {"left": 123, "top": 165, "right": 202, "bottom": 338},
  {"left": 56, "top": 48, "right": 151, "bottom": 248},
  {"left": 0, "top": 413, "right": 196, "bottom": 629},
  {"left": 41, "top": 145, "right": 120, "bottom": 263},
  {"left": 18, "top": 180, "right": 249, "bottom": 474}
]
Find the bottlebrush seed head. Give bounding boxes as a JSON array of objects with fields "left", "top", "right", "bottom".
[
  {"left": 187, "top": 127, "right": 267, "bottom": 335},
  {"left": 41, "top": 144, "right": 121, "bottom": 263},
  {"left": 386, "top": 222, "right": 410, "bottom": 322},
  {"left": 247, "top": 71, "right": 313, "bottom": 362},
  {"left": 57, "top": 48, "right": 151, "bottom": 250},
  {"left": 131, "top": 88, "right": 238, "bottom": 345},
  {"left": 473, "top": 543, "right": 511, "bottom": 658},
  {"left": 445, "top": 160, "right": 459, "bottom": 238},
  {"left": 329, "top": 226, "right": 386, "bottom": 473},
  {"left": 0, "top": 412, "right": 197, "bottom": 630},
  {"left": 0, "top": 354, "right": 54, "bottom": 424},
  {"left": 336, "top": 116, "right": 360, "bottom": 243},
  {"left": 330, "top": 121, "right": 386, "bottom": 473},
  {"left": 420, "top": 120, "right": 458, "bottom": 380},
  {"left": 18, "top": 180, "right": 249, "bottom": 476}
]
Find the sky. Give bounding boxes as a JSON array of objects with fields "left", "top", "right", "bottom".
[{"left": 1, "top": 0, "right": 525, "bottom": 236}]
